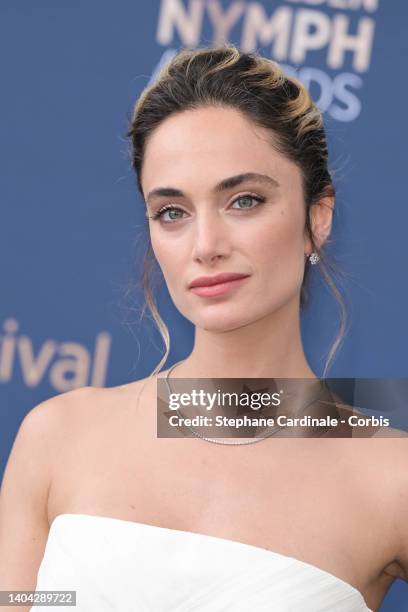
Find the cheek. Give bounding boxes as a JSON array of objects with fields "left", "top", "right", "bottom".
[
  {"left": 149, "top": 230, "right": 187, "bottom": 282},
  {"left": 247, "top": 213, "right": 307, "bottom": 306},
  {"left": 248, "top": 211, "right": 305, "bottom": 268}
]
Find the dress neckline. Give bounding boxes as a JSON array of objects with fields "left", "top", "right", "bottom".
[{"left": 49, "top": 512, "right": 371, "bottom": 610}]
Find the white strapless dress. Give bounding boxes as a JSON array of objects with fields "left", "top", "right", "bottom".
[{"left": 32, "top": 513, "right": 372, "bottom": 611}]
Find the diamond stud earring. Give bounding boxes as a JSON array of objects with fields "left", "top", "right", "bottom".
[{"left": 309, "top": 252, "right": 320, "bottom": 265}]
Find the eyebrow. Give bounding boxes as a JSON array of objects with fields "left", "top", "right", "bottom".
[{"left": 145, "top": 172, "right": 280, "bottom": 204}]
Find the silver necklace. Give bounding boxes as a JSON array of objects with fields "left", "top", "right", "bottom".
[{"left": 164, "top": 359, "right": 325, "bottom": 446}]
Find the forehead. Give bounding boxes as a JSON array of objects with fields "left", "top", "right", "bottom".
[{"left": 141, "top": 106, "right": 301, "bottom": 197}]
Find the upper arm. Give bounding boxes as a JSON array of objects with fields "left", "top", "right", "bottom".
[{"left": 0, "top": 388, "right": 89, "bottom": 596}]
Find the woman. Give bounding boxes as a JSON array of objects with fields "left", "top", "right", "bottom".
[{"left": 0, "top": 44, "right": 407, "bottom": 612}]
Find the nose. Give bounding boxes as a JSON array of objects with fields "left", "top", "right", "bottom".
[{"left": 191, "top": 209, "right": 231, "bottom": 266}]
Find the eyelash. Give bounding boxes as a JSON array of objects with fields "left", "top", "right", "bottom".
[{"left": 148, "top": 194, "right": 267, "bottom": 223}]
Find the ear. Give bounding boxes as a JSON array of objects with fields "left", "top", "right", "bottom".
[{"left": 304, "top": 194, "right": 335, "bottom": 253}]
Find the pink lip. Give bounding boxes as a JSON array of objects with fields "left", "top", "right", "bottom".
[
  {"left": 189, "top": 272, "right": 250, "bottom": 288},
  {"left": 190, "top": 276, "right": 249, "bottom": 297}
]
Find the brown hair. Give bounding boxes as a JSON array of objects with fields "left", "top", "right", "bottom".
[{"left": 125, "top": 44, "right": 348, "bottom": 379}]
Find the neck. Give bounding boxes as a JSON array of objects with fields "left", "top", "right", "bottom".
[{"left": 177, "top": 295, "right": 316, "bottom": 379}]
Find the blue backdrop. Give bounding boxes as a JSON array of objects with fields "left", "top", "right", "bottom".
[{"left": 1, "top": 1, "right": 407, "bottom": 608}]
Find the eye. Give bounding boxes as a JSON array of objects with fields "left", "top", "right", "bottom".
[
  {"left": 230, "top": 194, "right": 266, "bottom": 210},
  {"left": 148, "top": 193, "right": 266, "bottom": 224},
  {"left": 148, "top": 204, "right": 185, "bottom": 223}
]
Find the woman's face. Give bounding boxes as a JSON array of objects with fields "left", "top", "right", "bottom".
[{"left": 141, "top": 105, "right": 312, "bottom": 332}]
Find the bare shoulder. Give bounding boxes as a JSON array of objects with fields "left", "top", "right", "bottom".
[
  {"left": 383, "top": 436, "right": 408, "bottom": 582},
  {"left": 3, "top": 387, "right": 97, "bottom": 472},
  {"left": 22, "top": 385, "right": 95, "bottom": 427},
  {"left": 22, "top": 386, "right": 109, "bottom": 452},
  {"left": 43, "top": 372, "right": 162, "bottom": 436},
  {"left": 327, "top": 395, "right": 408, "bottom": 581},
  {"left": 2, "top": 386, "right": 95, "bottom": 463},
  {"left": 22, "top": 372, "right": 160, "bottom": 447},
  {"left": 358, "top": 433, "right": 408, "bottom": 583},
  {"left": 7, "top": 385, "right": 111, "bottom": 491}
]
